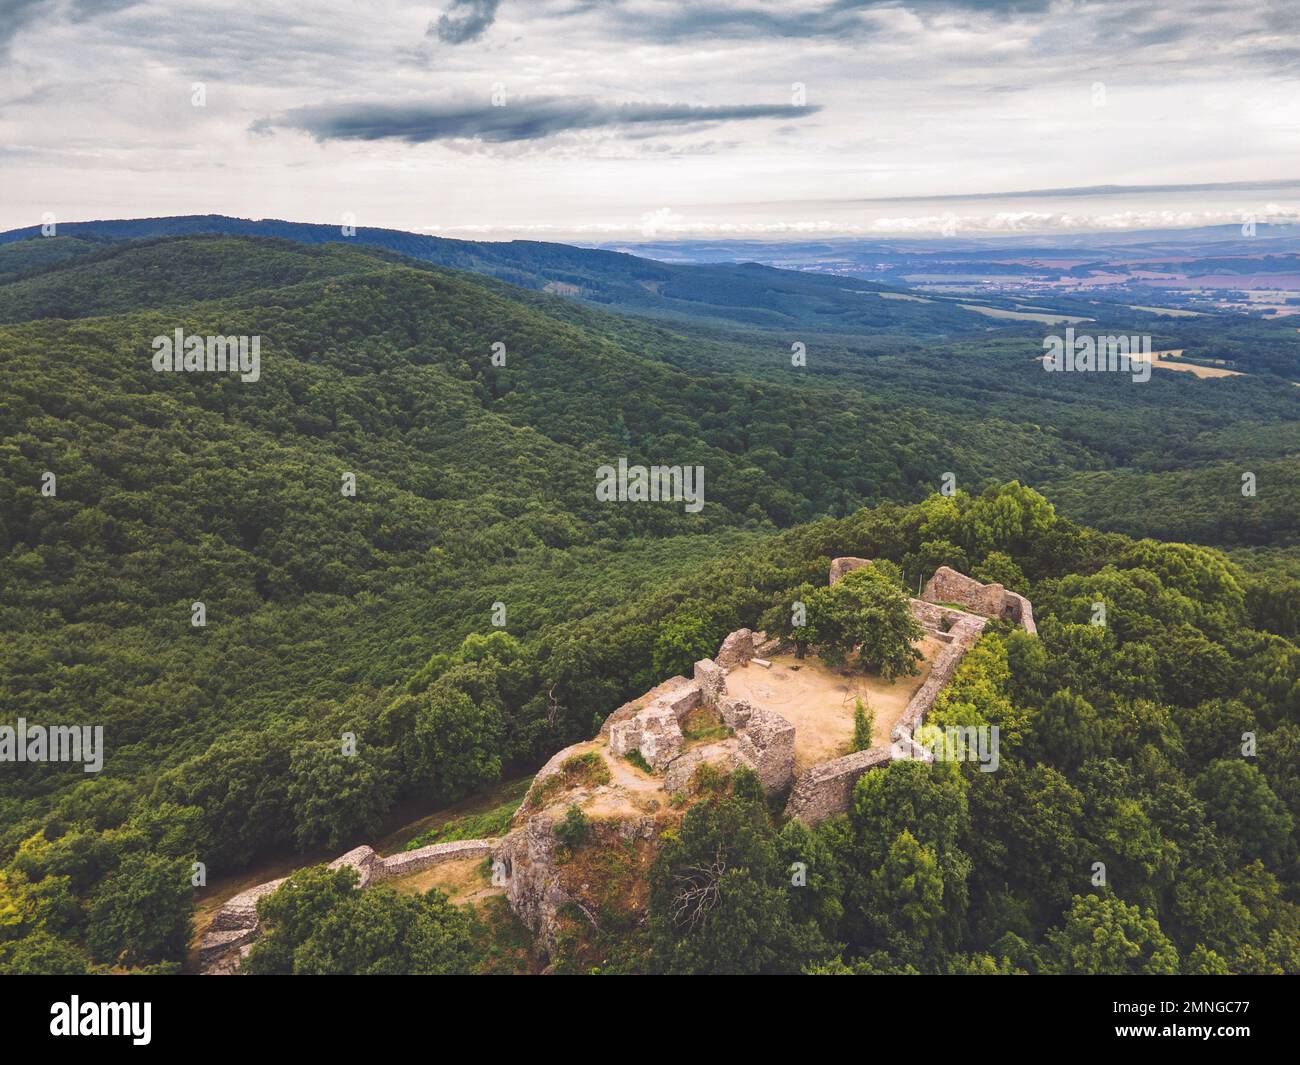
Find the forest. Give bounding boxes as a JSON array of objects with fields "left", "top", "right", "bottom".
[{"left": 0, "top": 233, "right": 1297, "bottom": 974}]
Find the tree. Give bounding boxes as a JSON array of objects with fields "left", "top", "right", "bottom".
[
  {"left": 870, "top": 829, "right": 946, "bottom": 964},
  {"left": 0, "top": 931, "right": 89, "bottom": 975},
  {"left": 971, "top": 551, "right": 1026, "bottom": 593},
  {"left": 1195, "top": 760, "right": 1293, "bottom": 867},
  {"left": 851, "top": 697, "right": 875, "bottom": 752},
  {"left": 1044, "top": 894, "right": 1179, "bottom": 975},
  {"left": 806, "top": 566, "right": 922, "bottom": 679},
  {"left": 649, "top": 769, "right": 833, "bottom": 974},
  {"left": 287, "top": 740, "right": 397, "bottom": 850},
  {"left": 652, "top": 608, "right": 716, "bottom": 677},
  {"left": 760, "top": 582, "right": 818, "bottom": 659},
  {"left": 292, "top": 888, "right": 476, "bottom": 975},
  {"left": 242, "top": 865, "right": 358, "bottom": 975},
  {"left": 86, "top": 853, "right": 193, "bottom": 967},
  {"left": 386, "top": 685, "right": 503, "bottom": 804},
  {"left": 1030, "top": 690, "right": 1105, "bottom": 771}
]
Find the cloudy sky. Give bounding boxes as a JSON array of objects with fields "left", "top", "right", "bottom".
[{"left": 2, "top": 0, "right": 1299, "bottom": 238}]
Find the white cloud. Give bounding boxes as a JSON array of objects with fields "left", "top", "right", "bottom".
[{"left": 1, "top": 0, "right": 1298, "bottom": 235}]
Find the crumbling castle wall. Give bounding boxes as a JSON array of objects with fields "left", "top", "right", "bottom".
[
  {"left": 922, "top": 565, "right": 1036, "bottom": 634},
  {"left": 204, "top": 560, "right": 1036, "bottom": 969},
  {"left": 783, "top": 745, "right": 894, "bottom": 823},
  {"left": 199, "top": 838, "right": 496, "bottom": 974},
  {"left": 781, "top": 559, "right": 1025, "bottom": 824},
  {"left": 829, "top": 556, "right": 873, "bottom": 585}
]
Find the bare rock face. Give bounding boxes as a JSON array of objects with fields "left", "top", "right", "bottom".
[
  {"left": 829, "top": 556, "right": 873, "bottom": 585},
  {"left": 496, "top": 814, "right": 570, "bottom": 953},
  {"left": 495, "top": 812, "right": 662, "bottom": 956},
  {"left": 693, "top": 659, "right": 727, "bottom": 709},
  {"left": 715, "top": 628, "right": 756, "bottom": 671}
]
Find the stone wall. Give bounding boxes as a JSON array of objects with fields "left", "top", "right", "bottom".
[
  {"left": 716, "top": 628, "right": 756, "bottom": 670},
  {"left": 783, "top": 745, "right": 893, "bottom": 823},
  {"left": 921, "top": 565, "right": 1036, "bottom": 634},
  {"left": 609, "top": 704, "right": 683, "bottom": 771},
  {"left": 892, "top": 615, "right": 986, "bottom": 742},
  {"left": 371, "top": 839, "right": 495, "bottom": 881},
  {"left": 201, "top": 560, "right": 1037, "bottom": 969},
  {"left": 781, "top": 560, "right": 1029, "bottom": 825},
  {"left": 199, "top": 837, "right": 497, "bottom": 974},
  {"left": 599, "top": 674, "right": 698, "bottom": 738},
  {"left": 735, "top": 707, "right": 796, "bottom": 793}
]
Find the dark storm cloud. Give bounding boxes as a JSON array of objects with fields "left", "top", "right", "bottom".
[
  {"left": 429, "top": 0, "right": 500, "bottom": 44},
  {"left": 256, "top": 96, "right": 821, "bottom": 144}
]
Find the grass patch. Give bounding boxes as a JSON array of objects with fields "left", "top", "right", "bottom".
[
  {"left": 402, "top": 778, "right": 530, "bottom": 849},
  {"left": 681, "top": 705, "right": 732, "bottom": 747},
  {"left": 526, "top": 750, "right": 611, "bottom": 809},
  {"left": 624, "top": 750, "right": 652, "bottom": 773}
]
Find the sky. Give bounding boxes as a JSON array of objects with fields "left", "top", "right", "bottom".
[{"left": 2, "top": 0, "right": 1299, "bottom": 239}]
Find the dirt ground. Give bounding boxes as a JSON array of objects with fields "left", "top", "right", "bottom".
[{"left": 725, "top": 640, "right": 944, "bottom": 770}]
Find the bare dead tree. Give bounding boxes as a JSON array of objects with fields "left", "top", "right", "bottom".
[{"left": 670, "top": 844, "right": 728, "bottom": 932}]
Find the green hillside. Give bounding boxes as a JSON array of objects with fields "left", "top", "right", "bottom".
[{"left": 0, "top": 233, "right": 1297, "bottom": 976}]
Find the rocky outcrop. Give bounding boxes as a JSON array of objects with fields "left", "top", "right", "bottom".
[
  {"left": 829, "top": 556, "right": 873, "bottom": 585},
  {"left": 494, "top": 810, "right": 662, "bottom": 955},
  {"left": 494, "top": 814, "right": 570, "bottom": 952}
]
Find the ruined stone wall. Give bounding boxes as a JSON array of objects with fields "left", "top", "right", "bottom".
[
  {"left": 371, "top": 839, "right": 495, "bottom": 881},
  {"left": 829, "top": 556, "right": 873, "bottom": 585},
  {"left": 199, "top": 838, "right": 497, "bottom": 974},
  {"left": 921, "top": 565, "right": 1036, "bottom": 634},
  {"left": 893, "top": 615, "right": 987, "bottom": 741},
  {"left": 783, "top": 745, "right": 893, "bottom": 823},
  {"left": 203, "top": 561, "right": 1036, "bottom": 969}
]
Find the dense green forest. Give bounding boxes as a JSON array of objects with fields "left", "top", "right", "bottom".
[{"left": 0, "top": 232, "right": 1296, "bottom": 974}]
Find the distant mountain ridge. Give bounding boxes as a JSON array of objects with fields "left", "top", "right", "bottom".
[{"left": 0, "top": 215, "right": 1001, "bottom": 335}]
